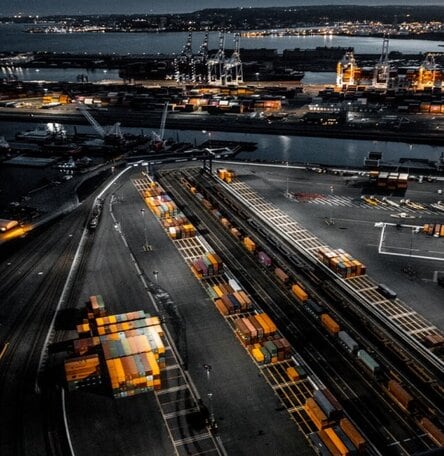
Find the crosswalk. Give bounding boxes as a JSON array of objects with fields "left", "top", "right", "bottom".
[{"left": 292, "top": 194, "right": 440, "bottom": 215}]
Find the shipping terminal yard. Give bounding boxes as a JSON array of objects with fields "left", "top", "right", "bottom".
[
  {"left": 1, "top": 158, "right": 444, "bottom": 456},
  {"left": 1, "top": 9, "right": 444, "bottom": 456}
]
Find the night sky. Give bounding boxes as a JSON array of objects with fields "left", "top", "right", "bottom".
[{"left": 1, "top": 0, "right": 441, "bottom": 16}]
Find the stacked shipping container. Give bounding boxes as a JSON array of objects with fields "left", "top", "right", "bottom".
[
  {"left": 191, "top": 252, "right": 223, "bottom": 279},
  {"left": 65, "top": 296, "right": 166, "bottom": 398},
  {"left": 317, "top": 247, "right": 366, "bottom": 279}
]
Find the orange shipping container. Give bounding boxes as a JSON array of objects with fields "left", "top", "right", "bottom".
[
  {"left": 325, "top": 427, "right": 349, "bottom": 456},
  {"left": 305, "top": 398, "right": 329, "bottom": 430},
  {"left": 318, "top": 430, "right": 342, "bottom": 456},
  {"left": 286, "top": 366, "right": 299, "bottom": 381},
  {"left": 321, "top": 313, "right": 341, "bottom": 335},
  {"left": 257, "top": 312, "right": 277, "bottom": 334},
  {"left": 339, "top": 418, "right": 366, "bottom": 451},
  {"left": 254, "top": 313, "right": 271, "bottom": 336},
  {"left": 292, "top": 283, "right": 309, "bottom": 302}
]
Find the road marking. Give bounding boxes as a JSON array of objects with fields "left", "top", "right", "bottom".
[
  {"left": 163, "top": 407, "right": 199, "bottom": 419},
  {"left": 61, "top": 388, "right": 76, "bottom": 456},
  {"left": 0, "top": 342, "right": 9, "bottom": 360}
]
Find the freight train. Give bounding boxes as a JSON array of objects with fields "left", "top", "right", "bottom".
[{"left": 178, "top": 170, "right": 444, "bottom": 450}]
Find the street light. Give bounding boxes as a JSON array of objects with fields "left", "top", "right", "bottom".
[
  {"left": 140, "top": 208, "right": 150, "bottom": 251},
  {"left": 329, "top": 185, "right": 335, "bottom": 225},
  {"left": 285, "top": 161, "right": 290, "bottom": 198},
  {"left": 203, "top": 364, "right": 215, "bottom": 429}
]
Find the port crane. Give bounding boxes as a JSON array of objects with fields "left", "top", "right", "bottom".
[
  {"left": 174, "top": 31, "right": 195, "bottom": 83},
  {"left": 372, "top": 35, "right": 391, "bottom": 89},
  {"left": 224, "top": 33, "right": 243, "bottom": 85},
  {"left": 336, "top": 50, "right": 360, "bottom": 87},
  {"left": 77, "top": 102, "right": 123, "bottom": 143},
  {"left": 208, "top": 32, "right": 226, "bottom": 85}
]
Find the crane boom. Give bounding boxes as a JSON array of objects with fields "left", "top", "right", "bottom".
[
  {"left": 159, "top": 102, "right": 169, "bottom": 141},
  {"left": 77, "top": 103, "right": 106, "bottom": 138}
]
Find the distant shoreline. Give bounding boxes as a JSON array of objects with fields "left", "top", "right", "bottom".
[{"left": 0, "top": 109, "right": 443, "bottom": 147}]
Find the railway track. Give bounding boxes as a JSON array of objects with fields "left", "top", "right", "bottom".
[
  {"left": 159, "top": 169, "right": 433, "bottom": 455},
  {"left": 175, "top": 167, "right": 444, "bottom": 448}
]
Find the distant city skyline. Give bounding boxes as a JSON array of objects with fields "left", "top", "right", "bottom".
[{"left": 1, "top": 0, "right": 443, "bottom": 16}]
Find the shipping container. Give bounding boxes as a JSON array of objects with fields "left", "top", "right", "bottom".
[
  {"left": 255, "top": 312, "right": 277, "bottom": 335},
  {"left": 321, "top": 314, "right": 341, "bottom": 335},
  {"left": 333, "top": 426, "right": 357, "bottom": 455},
  {"left": 258, "top": 251, "right": 272, "bottom": 267},
  {"left": 308, "top": 432, "right": 332, "bottom": 456},
  {"left": 339, "top": 418, "right": 366, "bottom": 451},
  {"left": 387, "top": 380, "right": 414, "bottom": 411},
  {"left": 338, "top": 331, "right": 359, "bottom": 354},
  {"left": 292, "top": 283, "right": 309, "bottom": 302},
  {"left": 228, "top": 278, "right": 242, "bottom": 292},
  {"left": 357, "top": 349, "right": 381, "bottom": 375},
  {"left": 274, "top": 267, "right": 289, "bottom": 283},
  {"left": 419, "top": 417, "right": 444, "bottom": 447},
  {"left": 305, "top": 299, "right": 324, "bottom": 319},
  {"left": 378, "top": 283, "right": 397, "bottom": 300},
  {"left": 314, "top": 389, "right": 337, "bottom": 420},
  {"left": 286, "top": 366, "right": 299, "bottom": 382},
  {"left": 305, "top": 398, "right": 329, "bottom": 430},
  {"left": 325, "top": 427, "right": 355, "bottom": 456}
]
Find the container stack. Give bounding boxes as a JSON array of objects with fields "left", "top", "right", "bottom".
[
  {"left": 76, "top": 321, "right": 91, "bottom": 337},
  {"left": 422, "top": 223, "right": 444, "bottom": 238},
  {"left": 306, "top": 389, "right": 366, "bottom": 455},
  {"left": 217, "top": 168, "right": 236, "bottom": 184},
  {"left": 73, "top": 336, "right": 101, "bottom": 356},
  {"left": 65, "top": 354, "right": 102, "bottom": 391},
  {"left": 212, "top": 279, "right": 252, "bottom": 315},
  {"left": 317, "top": 247, "right": 366, "bottom": 278},
  {"left": 102, "top": 327, "right": 164, "bottom": 398},
  {"left": 191, "top": 252, "right": 223, "bottom": 279},
  {"left": 231, "top": 312, "right": 291, "bottom": 365},
  {"left": 65, "top": 296, "right": 166, "bottom": 398},
  {"left": 88, "top": 295, "right": 106, "bottom": 318}
]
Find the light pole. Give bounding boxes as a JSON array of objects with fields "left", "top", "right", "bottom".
[
  {"left": 140, "top": 208, "right": 149, "bottom": 251},
  {"left": 203, "top": 363, "right": 215, "bottom": 429},
  {"left": 285, "top": 161, "right": 290, "bottom": 198},
  {"left": 329, "top": 185, "right": 335, "bottom": 225}
]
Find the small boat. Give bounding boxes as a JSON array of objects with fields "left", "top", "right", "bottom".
[{"left": 16, "top": 122, "right": 66, "bottom": 143}]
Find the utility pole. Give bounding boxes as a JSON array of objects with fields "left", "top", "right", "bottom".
[
  {"left": 140, "top": 208, "right": 150, "bottom": 251},
  {"left": 286, "top": 161, "right": 290, "bottom": 198},
  {"left": 203, "top": 364, "right": 216, "bottom": 430},
  {"left": 329, "top": 185, "right": 335, "bottom": 225}
]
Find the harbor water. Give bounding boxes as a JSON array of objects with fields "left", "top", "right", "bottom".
[
  {"left": 0, "top": 23, "right": 442, "bottom": 55},
  {"left": 0, "top": 121, "right": 441, "bottom": 168}
]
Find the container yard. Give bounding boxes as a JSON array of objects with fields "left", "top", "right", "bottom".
[{"left": 131, "top": 172, "right": 384, "bottom": 455}]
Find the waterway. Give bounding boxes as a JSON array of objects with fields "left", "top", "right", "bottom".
[
  {"left": 0, "top": 121, "right": 441, "bottom": 168},
  {"left": 0, "top": 23, "right": 442, "bottom": 55}
]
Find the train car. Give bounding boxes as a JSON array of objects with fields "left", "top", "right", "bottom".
[
  {"left": 307, "top": 432, "right": 331, "bottom": 456},
  {"left": 378, "top": 283, "right": 397, "bottom": 300},
  {"left": 338, "top": 331, "right": 359, "bottom": 354},
  {"left": 304, "top": 299, "right": 324, "bottom": 319},
  {"left": 357, "top": 349, "right": 381, "bottom": 376}
]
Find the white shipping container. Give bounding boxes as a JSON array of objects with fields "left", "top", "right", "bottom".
[{"left": 228, "top": 278, "right": 242, "bottom": 292}]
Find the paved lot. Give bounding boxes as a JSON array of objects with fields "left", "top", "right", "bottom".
[{"left": 227, "top": 163, "right": 444, "bottom": 331}]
